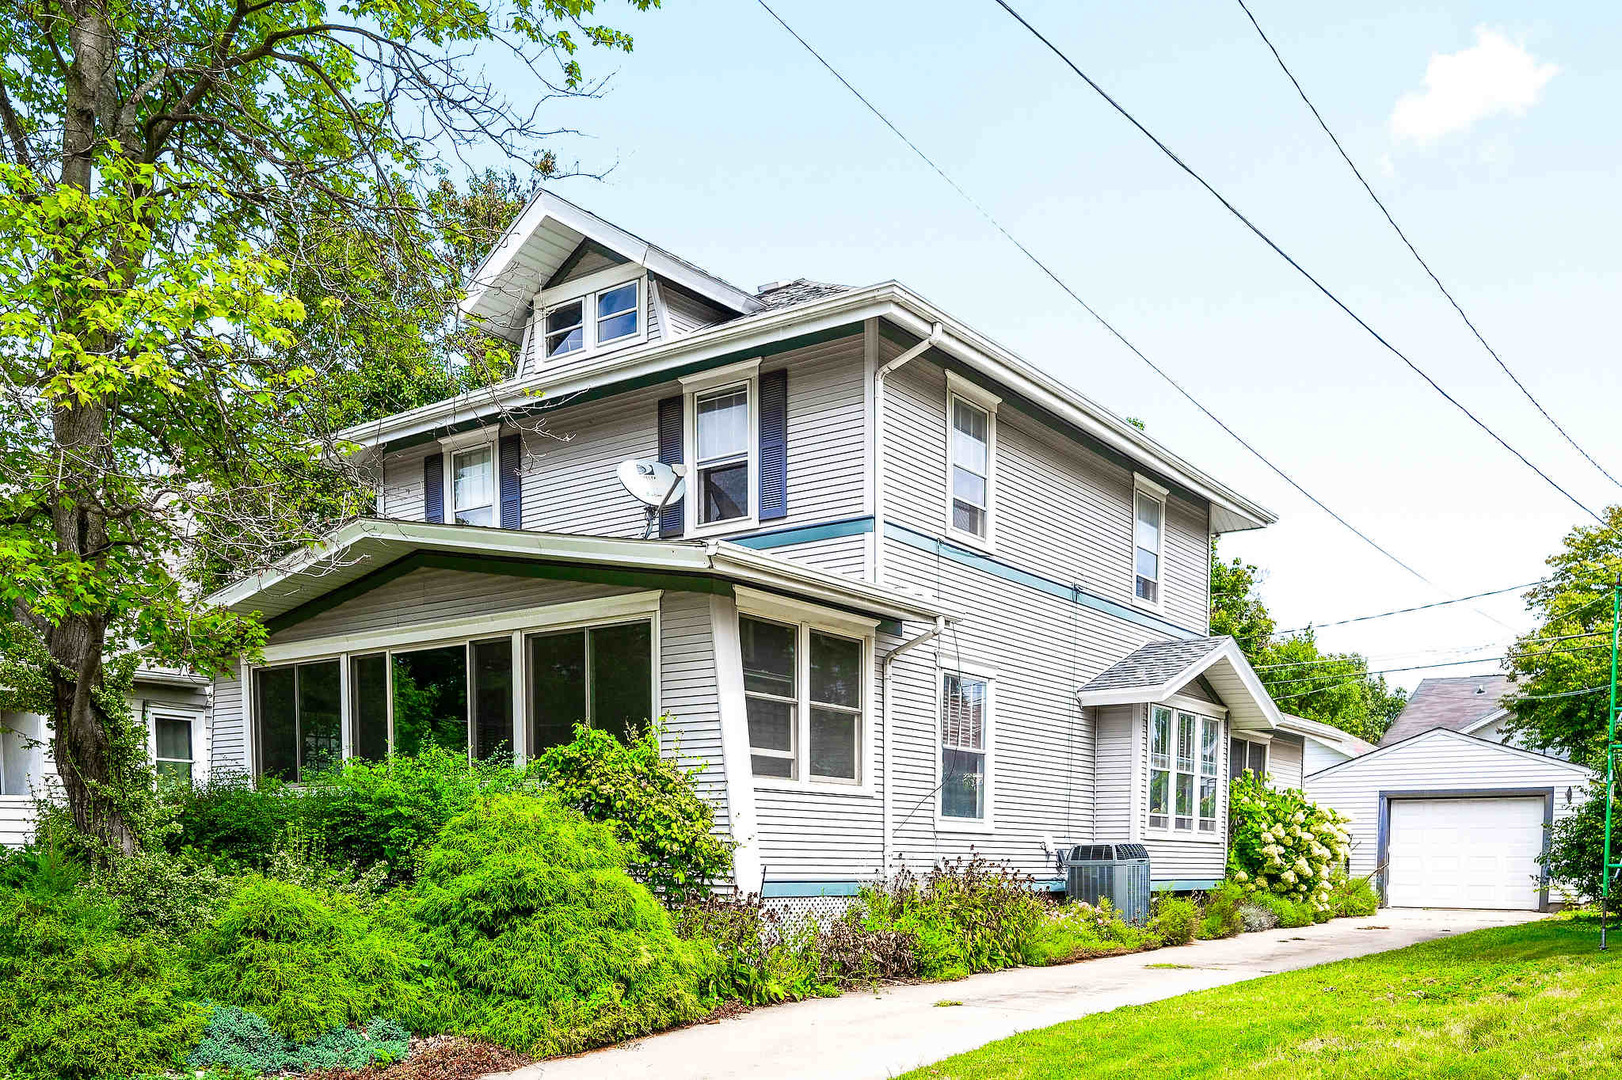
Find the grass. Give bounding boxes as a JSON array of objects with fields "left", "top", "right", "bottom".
[
  {"left": 902, "top": 917, "right": 1622, "bottom": 1080},
  {"left": 1143, "top": 963, "right": 1196, "bottom": 970}
]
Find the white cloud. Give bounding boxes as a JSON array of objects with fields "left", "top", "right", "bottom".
[{"left": 1390, "top": 27, "right": 1558, "bottom": 145}]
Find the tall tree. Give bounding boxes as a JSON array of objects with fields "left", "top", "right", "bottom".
[
  {"left": 0, "top": 0, "right": 653, "bottom": 855},
  {"left": 1503, "top": 507, "right": 1622, "bottom": 764},
  {"left": 1212, "top": 546, "right": 1405, "bottom": 744}
]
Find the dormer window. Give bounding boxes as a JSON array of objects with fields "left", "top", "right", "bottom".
[{"left": 534, "top": 273, "right": 646, "bottom": 366}]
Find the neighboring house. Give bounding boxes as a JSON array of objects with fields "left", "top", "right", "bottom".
[
  {"left": 1233, "top": 712, "right": 1374, "bottom": 791},
  {"left": 203, "top": 191, "right": 1293, "bottom": 898},
  {"left": 1379, "top": 674, "right": 1531, "bottom": 748},
  {"left": 0, "top": 667, "right": 212, "bottom": 846}
]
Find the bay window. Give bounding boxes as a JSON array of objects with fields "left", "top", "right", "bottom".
[
  {"left": 741, "top": 612, "right": 865, "bottom": 784},
  {"left": 940, "top": 672, "right": 991, "bottom": 822},
  {"left": 1149, "top": 705, "right": 1220, "bottom": 835}
]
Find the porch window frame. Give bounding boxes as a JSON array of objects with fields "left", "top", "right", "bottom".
[
  {"left": 1145, "top": 702, "right": 1224, "bottom": 843},
  {"left": 245, "top": 591, "right": 662, "bottom": 777},
  {"left": 943, "top": 371, "right": 1000, "bottom": 552},
  {"left": 935, "top": 663, "right": 996, "bottom": 833},
  {"left": 735, "top": 588, "right": 876, "bottom": 795}
]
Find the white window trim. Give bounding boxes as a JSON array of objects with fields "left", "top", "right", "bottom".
[
  {"left": 944, "top": 370, "right": 999, "bottom": 552},
  {"left": 1231, "top": 733, "right": 1269, "bottom": 780},
  {"left": 145, "top": 702, "right": 207, "bottom": 787},
  {"left": 534, "top": 268, "right": 650, "bottom": 363},
  {"left": 934, "top": 661, "right": 996, "bottom": 834},
  {"left": 245, "top": 592, "right": 663, "bottom": 775},
  {"left": 736, "top": 590, "right": 876, "bottom": 796},
  {"left": 443, "top": 438, "right": 498, "bottom": 528},
  {"left": 683, "top": 358, "right": 762, "bottom": 538},
  {"left": 1131, "top": 474, "right": 1168, "bottom": 613},
  {"left": 1145, "top": 703, "right": 1225, "bottom": 845}
]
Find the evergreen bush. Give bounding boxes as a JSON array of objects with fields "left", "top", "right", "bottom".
[
  {"left": 405, "top": 793, "right": 711, "bottom": 1056},
  {"left": 188, "top": 1005, "right": 410, "bottom": 1072}
]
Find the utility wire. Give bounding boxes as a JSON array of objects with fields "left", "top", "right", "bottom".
[
  {"left": 1510, "top": 684, "right": 1609, "bottom": 703},
  {"left": 1252, "top": 629, "right": 1604, "bottom": 672},
  {"left": 1248, "top": 579, "right": 1545, "bottom": 641},
  {"left": 1233, "top": 0, "right": 1622, "bottom": 491},
  {"left": 1265, "top": 643, "right": 1609, "bottom": 690},
  {"left": 753, "top": 0, "right": 1507, "bottom": 627},
  {"left": 990, "top": 0, "right": 1604, "bottom": 526}
]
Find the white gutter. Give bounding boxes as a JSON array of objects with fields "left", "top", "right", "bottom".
[
  {"left": 872, "top": 322, "right": 944, "bottom": 585},
  {"left": 881, "top": 615, "right": 947, "bottom": 875}
]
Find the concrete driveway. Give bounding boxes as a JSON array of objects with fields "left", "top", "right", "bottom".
[{"left": 502, "top": 907, "right": 1541, "bottom": 1080}]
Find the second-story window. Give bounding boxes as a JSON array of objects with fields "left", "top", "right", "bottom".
[
  {"left": 452, "top": 444, "right": 495, "bottom": 526},
  {"left": 951, "top": 399, "right": 989, "bottom": 538},
  {"left": 544, "top": 299, "right": 585, "bottom": 358},
  {"left": 1133, "top": 480, "right": 1165, "bottom": 606},
  {"left": 595, "top": 281, "right": 639, "bottom": 344},
  {"left": 696, "top": 385, "right": 750, "bottom": 525}
]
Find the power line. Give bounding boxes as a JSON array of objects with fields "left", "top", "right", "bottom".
[
  {"left": 989, "top": 0, "right": 1604, "bottom": 526},
  {"left": 1265, "top": 643, "right": 1608, "bottom": 690},
  {"left": 1252, "top": 629, "right": 1604, "bottom": 672},
  {"left": 752, "top": 0, "right": 1510, "bottom": 629},
  {"left": 1511, "top": 684, "right": 1608, "bottom": 703},
  {"left": 1250, "top": 579, "right": 1545, "bottom": 640},
  {"left": 1233, "top": 0, "right": 1622, "bottom": 491}
]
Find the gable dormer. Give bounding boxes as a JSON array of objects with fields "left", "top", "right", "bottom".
[{"left": 461, "top": 190, "right": 765, "bottom": 375}]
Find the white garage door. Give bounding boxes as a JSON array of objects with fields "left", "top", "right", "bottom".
[{"left": 1386, "top": 797, "right": 1545, "bottom": 910}]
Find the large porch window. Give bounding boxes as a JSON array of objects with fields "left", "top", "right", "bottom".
[
  {"left": 1148, "top": 704, "right": 1220, "bottom": 835},
  {"left": 741, "top": 610, "right": 866, "bottom": 785},
  {"left": 254, "top": 614, "right": 654, "bottom": 776}
]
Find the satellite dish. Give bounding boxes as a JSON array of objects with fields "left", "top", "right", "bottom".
[{"left": 617, "top": 459, "right": 687, "bottom": 538}]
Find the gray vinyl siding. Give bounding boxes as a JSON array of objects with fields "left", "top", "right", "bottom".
[
  {"left": 755, "top": 533, "right": 867, "bottom": 578},
  {"left": 378, "top": 445, "right": 432, "bottom": 520},
  {"left": 661, "top": 281, "right": 731, "bottom": 336},
  {"left": 656, "top": 591, "right": 732, "bottom": 838},
  {"left": 1092, "top": 705, "right": 1137, "bottom": 843},
  {"left": 1268, "top": 732, "right": 1306, "bottom": 790},
  {"left": 880, "top": 352, "right": 1211, "bottom": 634},
  {"left": 1301, "top": 737, "right": 1353, "bottom": 777},
  {"left": 1306, "top": 733, "right": 1593, "bottom": 882},
  {"left": 211, "top": 670, "right": 250, "bottom": 777},
  {"left": 776, "top": 336, "right": 869, "bottom": 528}
]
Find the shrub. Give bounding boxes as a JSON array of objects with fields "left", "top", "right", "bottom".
[
  {"left": 1238, "top": 902, "right": 1278, "bottom": 933},
  {"left": 1030, "top": 897, "right": 1155, "bottom": 964},
  {"left": 0, "top": 853, "right": 206, "bottom": 1080},
  {"left": 1252, "top": 891, "right": 1313, "bottom": 929},
  {"left": 189, "top": 876, "right": 422, "bottom": 1042},
  {"left": 857, "top": 858, "right": 1046, "bottom": 980},
  {"left": 299, "top": 745, "right": 532, "bottom": 883},
  {"left": 189, "top": 1005, "right": 410, "bottom": 1072},
  {"left": 166, "top": 771, "right": 301, "bottom": 870},
  {"left": 532, "top": 723, "right": 733, "bottom": 901},
  {"left": 674, "top": 893, "right": 862, "bottom": 1004},
  {"left": 1541, "top": 777, "right": 1611, "bottom": 901},
  {"left": 1330, "top": 874, "right": 1379, "bottom": 918},
  {"left": 406, "top": 793, "right": 710, "bottom": 1056},
  {"left": 92, "top": 849, "right": 230, "bottom": 939},
  {"left": 1197, "top": 880, "right": 1244, "bottom": 939},
  {"left": 1228, "top": 772, "right": 1350, "bottom": 916},
  {"left": 1150, "top": 896, "right": 1198, "bottom": 946}
]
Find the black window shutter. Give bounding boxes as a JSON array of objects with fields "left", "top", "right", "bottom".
[
  {"left": 657, "top": 395, "right": 684, "bottom": 537},
  {"left": 499, "top": 434, "right": 522, "bottom": 529},
  {"left": 423, "top": 453, "right": 444, "bottom": 523},
  {"left": 758, "top": 369, "right": 788, "bottom": 521}
]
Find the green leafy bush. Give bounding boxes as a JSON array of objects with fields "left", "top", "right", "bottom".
[
  {"left": 1330, "top": 874, "right": 1379, "bottom": 918},
  {"left": 189, "top": 1005, "right": 409, "bottom": 1072},
  {"left": 0, "top": 853, "right": 206, "bottom": 1080},
  {"left": 1541, "top": 777, "right": 1612, "bottom": 901},
  {"left": 1251, "top": 891, "right": 1314, "bottom": 929},
  {"left": 532, "top": 724, "right": 733, "bottom": 901},
  {"left": 1150, "top": 896, "right": 1198, "bottom": 946},
  {"left": 675, "top": 893, "right": 836, "bottom": 1004},
  {"left": 93, "top": 849, "right": 230, "bottom": 939},
  {"left": 1228, "top": 772, "right": 1350, "bottom": 915},
  {"left": 406, "top": 793, "right": 710, "bottom": 1056},
  {"left": 1197, "top": 880, "right": 1245, "bottom": 939},
  {"left": 166, "top": 772, "right": 301, "bottom": 871},
  {"left": 189, "top": 876, "right": 422, "bottom": 1042},
  {"left": 857, "top": 859, "right": 1046, "bottom": 980},
  {"left": 1029, "top": 897, "right": 1155, "bottom": 964}
]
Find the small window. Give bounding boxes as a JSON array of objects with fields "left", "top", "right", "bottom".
[
  {"left": 742, "top": 617, "right": 797, "bottom": 778},
  {"left": 154, "top": 715, "right": 195, "bottom": 784},
  {"left": 808, "top": 630, "right": 862, "bottom": 783},
  {"left": 596, "top": 281, "right": 639, "bottom": 344},
  {"left": 696, "top": 385, "right": 750, "bottom": 525},
  {"left": 940, "top": 673, "right": 989, "bottom": 820},
  {"left": 451, "top": 445, "right": 494, "bottom": 527},
  {"left": 950, "top": 397, "right": 990, "bottom": 539},
  {"left": 1230, "top": 736, "right": 1267, "bottom": 780},
  {"left": 545, "top": 299, "right": 585, "bottom": 358},
  {"left": 1133, "top": 489, "right": 1163, "bottom": 604},
  {"left": 1150, "top": 706, "right": 1220, "bottom": 834}
]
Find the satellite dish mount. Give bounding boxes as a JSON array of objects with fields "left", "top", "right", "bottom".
[{"left": 616, "top": 459, "right": 688, "bottom": 539}]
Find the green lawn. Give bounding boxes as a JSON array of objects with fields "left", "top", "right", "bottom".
[{"left": 902, "top": 918, "right": 1622, "bottom": 1080}]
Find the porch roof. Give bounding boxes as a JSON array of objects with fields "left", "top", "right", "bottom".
[
  {"left": 1076, "top": 636, "right": 1282, "bottom": 732},
  {"left": 206, "top": 518, "right": 953, "bottom": 630}
]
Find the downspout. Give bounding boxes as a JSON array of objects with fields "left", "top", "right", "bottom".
[
  {"left": 882, "top": 615, "right": 948, "bottom": 876},
  {"left": 873, "top": 322, "right": 944, "bottom": 585}
]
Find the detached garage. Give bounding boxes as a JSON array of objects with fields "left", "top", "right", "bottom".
[{"left": 1305, "top": 728, "right": 1592, "bottom": 911}]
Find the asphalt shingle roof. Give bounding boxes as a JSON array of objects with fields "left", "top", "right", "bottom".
[
  {"left": 1379, "top": 674, "right": 1512, "bottom": 746},
  {"left": 753, "top": 279, "right": 851, "bottom": 311},
  {"left": 1081, "top": 637, "right": 1229, "bottom": 693}
]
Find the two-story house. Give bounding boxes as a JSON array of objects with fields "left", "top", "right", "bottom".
[{"left": 199, "top": 191, "right": 1295, "bottom": 898}]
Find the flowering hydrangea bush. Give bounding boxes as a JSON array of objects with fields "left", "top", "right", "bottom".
[{"left": 1226, "top": 772, "right": 1351, "bottom": 915}]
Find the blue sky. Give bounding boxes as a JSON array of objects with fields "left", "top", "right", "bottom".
[{"left": 487, "top": 1, "right": 1622, "bottom": 690}]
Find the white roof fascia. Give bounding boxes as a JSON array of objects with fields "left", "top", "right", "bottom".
[
  {"left": 462, "top": 190, "right": 763, "bottom": 336},
  {"left": 1076, "top": 639, "right": 1281, "bottom": 731},
  {"left": 349, "top": 282, "right": 1274, "bottom": 532},
  {"left": 1276, "top": 712, "right": 1375, "bottom": 754},
  {"left": 1460, "top": 707, "right": 1512, "bottom": 735},
  {"left": 1303, "top": 726, "right": 1596, "bottom": 782},
  {"left": 206, "top": 518, "right": 952, "bottom": 626}
]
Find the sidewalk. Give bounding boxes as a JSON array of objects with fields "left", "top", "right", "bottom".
[{"left": 502, "top": 907, "right": 1539, "bottom": 1080}]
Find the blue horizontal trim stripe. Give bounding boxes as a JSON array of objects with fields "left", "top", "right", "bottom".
[
  {"left": 762, "top": 880, "right": 864, "bottom": 898},
  {"left": 1152, "top": 879, "right": 1221, "bottom": 892},
  {"left": 730, "top": 516, "right": 875, "bottom": 550},
  {"left": 885, "top": 523, "right": 1201, "bottom": 640}
]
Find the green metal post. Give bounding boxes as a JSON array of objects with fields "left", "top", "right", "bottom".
[{"left": 1603, "top": 579, "right": 1620, "bottom": 951}]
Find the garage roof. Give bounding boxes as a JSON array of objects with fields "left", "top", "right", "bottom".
[
  {"left": 1306, "top": 726, "right": 1593, "bottom": 782},
  {"left": 1379, "top": 674, "right": 1513, "bottom": 746}
]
